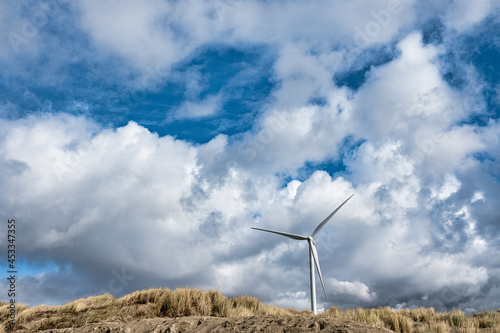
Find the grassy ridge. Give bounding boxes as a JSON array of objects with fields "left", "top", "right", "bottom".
[
  {"left": 324, "top": 306, "right": 500, "bottom": 333},
  {"left": 0, "top": 288, "right": 298, "bottom": 332},
  {"left": 1, "top": 287, "right": 499, "bottom": 332}
]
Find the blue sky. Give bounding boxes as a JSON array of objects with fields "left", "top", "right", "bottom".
[{"left": 1, "top": 0, "right": 500, "bottom": 312}]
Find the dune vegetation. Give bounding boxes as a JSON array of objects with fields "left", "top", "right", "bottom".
[{"left": 1, "top": 287, "right": 499, "bottom": 332}]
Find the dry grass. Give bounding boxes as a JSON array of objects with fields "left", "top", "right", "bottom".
[
  {"left": 1, "top": 288, "right": 500, "bottom": 332},
  {"left": 0, "top": 288, "right": 298, "bottom": 332},
  {"left": 320, "top": 307, "right": 500, "bottom": 333}
]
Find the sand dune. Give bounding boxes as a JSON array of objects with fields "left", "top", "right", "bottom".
[{"left": 30, "top": 315, "right": 393, "bottom": 333}]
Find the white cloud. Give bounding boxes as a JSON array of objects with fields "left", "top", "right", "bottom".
[
  {"left": 443, "top": 0, "right": 496, "bottom": 32},
  {"left": 0, "top": 115, "right": 201, "bottom": 272},
  {"left": 431, "top": 174, "right": 461, "bottom": 201},
  {"left": 329, "top": 278, "right": 377, "bottom": 302},
  {"left": 75, "top": 0, "right": 418, "bottom": 77},
  {"left": 413, "top": 256, "right": 488, "bottom": 293},
  {"left": 78, "top": 0, "right": 180, "bottom": 69},
  {"left": 272, "top": 44, "right": 341, "bottom": 107},
  {"left": 228, "top": 94, "right": 354, "bottom": 176},
  {"left": 169, "top": 94, "right": 222, "bottom": 121},
  {"left": 471, "top": 191, "right": 485, "bottom": 203},
  {"left": 353, "top": 33, "right": 461, "bottom": 142}
]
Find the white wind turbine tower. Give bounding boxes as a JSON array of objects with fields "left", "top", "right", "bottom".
[{"left": 252, "top": 194, "right": 354, "bottom": 314}]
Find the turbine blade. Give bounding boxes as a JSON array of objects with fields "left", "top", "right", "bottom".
[
  {"left": 251, "top": 227, "right": 308, "bottom": 241},
  {"left": 310, "top": 242, "right": 328, "bottom": 301},
  {"left": 311, "top": 194, "right": 354, "bottom": 237}
]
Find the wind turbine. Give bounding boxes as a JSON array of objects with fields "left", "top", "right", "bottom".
[{"left": 251, "top": 194, "right": 354, "bottom": 314}]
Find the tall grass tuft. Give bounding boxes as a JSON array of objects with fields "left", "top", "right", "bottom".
[
  {"left": 322, "top": 306, "right": 500, "bottom": 333},
  {"left": 429, "top": 321, "right": 450, "bottom": 333},
  {"left": 442, "top": 309, "right": 465, "bottom": 327},
  {"left": 474, "top": 310, "right": 500, "bottom": 328},
  {"left": 208, "top": 290, "right": 229, "bottom": 317}
]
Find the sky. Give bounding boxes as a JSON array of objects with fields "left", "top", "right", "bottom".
[{"left": 0, "top": 0, "right": 500, "bottom": 313}]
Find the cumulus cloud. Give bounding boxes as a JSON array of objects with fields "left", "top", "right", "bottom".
[
  {"left": 443, "top": 0, "right": 498, "bottom": 32},
  {"left": 74, "top": 0, "right": 418, "bottom": 76},
  {"left": 329, "top": 279, "right": 377, "bottom": 302},
  {"left": 78, "top": 0, "right": 180, "bottom": 69}
]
